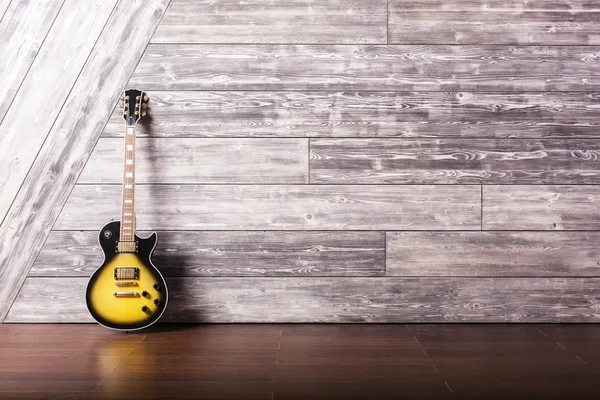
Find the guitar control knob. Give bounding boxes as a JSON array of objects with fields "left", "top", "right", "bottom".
[
  {"left": 141, "top": 306, "right": 149, "bottom": 312},
  {"left": 142, "top": 291, "right": 149, "bottom": 298},
  {"left": 154, "top": 299, "right": 161, "bottom": 306},
  {"left": 153, "top": 283, "right": 160, "bottom": 291}
]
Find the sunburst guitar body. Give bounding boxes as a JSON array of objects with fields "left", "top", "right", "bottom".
[{"left": 85, "top": 89, "right": 168, "bottom": 331}]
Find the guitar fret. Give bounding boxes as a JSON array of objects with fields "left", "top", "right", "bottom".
[{"left": 121, "top": 123, "right": 136, "bottom": 245}]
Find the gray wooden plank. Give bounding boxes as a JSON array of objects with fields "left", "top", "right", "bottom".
[
  {"left": 30, "top": 231, "right": 385, "bottom": 277},
  {"left": 54, "top": 185, "right": 481, "bottom": 230},
  {"left": 101, "top": 91, "right": 600, "bottom": 139},
  {"left": 0, "top": 0, "right": 170, "bottom": 322},
  {"left": 130, "top": 45, "right": 600, "bottom": 91},
  {"left": 0, "top": 0, "right": 118, "bottom": 225},
  {"left": 0, "top": 0, "right": 12, "bottom": 22},
  {"left": 393, "top": 0, "right": 600, "bottom": 9},
  {"left": 0, "top": 0, "right": 64, "bottom": 123},
  {"left": 389, "top": 0, "right": 600, "bottom": 45},
  {"left": 79, "top": 138, "right": 308, "bottom": 184},
  {"left": 387, "top": 231, "right": 600, "bottom": 277},
  {"left": 152, "top": 0, "right": 387, "bottom": 44},
  {"left": 310, "top": 139, "right": 600, "bottom": 184},
  {"left": 483, "top": 185, "right": 600, "bottom": 230},
  {"left": 7, "top": 277, "right": 600, "bottom": 323}
]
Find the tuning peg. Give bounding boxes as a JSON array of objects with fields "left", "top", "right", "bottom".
[
  {"left": 120, "top": 111, "right": 124, "bottom": 116},
  {"left": 135, "top": 111, "right": 139, "bottom": 115},
  {"left": 120, "top": 96, "right": 124, "bottom": 101},
  {"left": 136, "top": 95, "right": 141, "bottom": 100},
  {"left": 125, "top": 96, "right": 130, "bottom": 100},
  {"left": 142, "top": 103, "right": 147, "bottom": 109},
  {"left": 143, "top": 95, "right": 149, "bottom": 102},
  {"left": 141, "top": 111, "right": 147, "bottom": 117}
]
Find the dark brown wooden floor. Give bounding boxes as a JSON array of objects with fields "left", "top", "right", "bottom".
[{"left": 1, "top": 324, "right": 600, "bottom": 399}]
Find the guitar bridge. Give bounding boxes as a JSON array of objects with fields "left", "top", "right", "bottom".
[
  {"left": 114, "top": 267, "right": 139, "bottom": 280},
  {"left": 113, "top": 292, "right": 139, "bottom": 298}
]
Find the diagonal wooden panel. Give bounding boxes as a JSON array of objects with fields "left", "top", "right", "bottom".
[
  {"left": 101, "top": 91, "right": 600, "bottom": 139},
  {"left": 0, "top": 0, "right": 119, "bottom": 225},
  {"left": 0, "top": 0, "right": 171, "bottom": 322},
  {"left": 152, "top": 0, "right": 387, "bottom": 44},
  {"left": 130, "top": 45, "right": 600, "bottom": 91},
  {"left": 310, "top": 139, "right": 600, "bottom": 184},
  {"left": 0, "top": 0, "right": 64, "bottom": 123},
  {"left": 54, "top": 184, "right": 481, "bottom": 231},
  {"left": 79, "top": 138, "right": 308, "bottom": 184},
  {"left": 386, "top": 231, "right": 600, "bottom": 277},
  {"left": 0, "top": 0, "right": 12, "bottom": 21},
  {"left": 483, "top": 185, "right": 600, "bottom": 230},
  {"left": 31, "top": 231, "right": 385, "bottom": 277},
  {"left": 6, "top": 277, "right": 600, "bottom": 323},
  {"left": 389, "top": 0, "right": 600, "bottom": 45}
]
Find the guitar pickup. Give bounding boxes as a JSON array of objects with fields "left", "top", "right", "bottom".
[
  {"left": 114, "top": 267, "right": 139, "bottom": 280},
  {"left": 113, "top": 292, "right": 140, "bottom": 298},
  {"left": 115, "top": 281, "right": 138, "bottom": 287}
]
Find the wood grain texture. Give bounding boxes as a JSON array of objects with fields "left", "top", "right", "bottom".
[
  {"left": 483, "top": 185, "right": 600, "bottom": 230},
  {"left": 310, "top": 139, "right": 600, "bottom": 184},
  {"left": 0, "top": 0, "right": 118, "bottom": 224},
  {"left": 0, "top": 0, "right": 12, "bottom": 22},
  {"left": 386, "top": 231, "right": 600, "bottom": 277},
  {"left": 54, "top": 184, "right": 481, "bottom": 230},
  {"left": 7, "top": 277, "right": 600, "bottom": 323},
  {"left": 389, "top": 0, "right": 600, "bottom": 45},
  {"left": 0, "top": 0, "right": 63, "bottom": 122},
  {"left": 31, "top": 231, "right": 385, "bottom": 277},
  {"left": 101, "top": 91, "right": 600, "bottom": 139},
  {"left": 392, "top": 0, "right": 600, "bottom": 9},
  {"left": 80, "top": 138, "right": 308, "bottom": 184},
  {"left": 0, "top": 0, "right": 170, "bottom": 322},
  {"left": 152, "top": 0, "right": 387, "bottom": 44},
  {"left": 130, "top": 45, "right": 600, "bottom": 91}
]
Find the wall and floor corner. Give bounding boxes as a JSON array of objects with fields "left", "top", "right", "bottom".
[{"left": 1, "top": 0, "right": 599, "bottom": 323}]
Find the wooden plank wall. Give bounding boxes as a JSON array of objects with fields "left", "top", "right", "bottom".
[
  {"left": 5, "top": 0, "right": 600, "bottom": 323},
  {"left": 0, "top": 0, "right": 171, "bottom": 321}
]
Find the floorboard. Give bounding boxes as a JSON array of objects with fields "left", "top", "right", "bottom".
[
  {"left": 6, "top": 277, "right": 600, "bottom": 323},
  {"left": 53, "top": 184, "right": 481, "bottom": 230},
  {"left": 0, "top": 324, "right": 599, "bottom": 399},
  {"left": 389, "top": 0, "right": 600, "bottom": 45},
  {"left": 130, "top": 45, "right": 600, "bottom": 91},
  {"left": 101, "top": 91, "right": 600, "bottom": 139},
  {"left": 152, "top": 0, "right": 387, "bottom": 44},
  {"left": 310, "top": 138, "right": 600, "bottom": 184},
  {"left": 80, "top": 138, "right": 308, "bottom": 184},
  {"left": 31, "top": 230, "right": 385, "bottom": 277},
  {"left": 386, "top": 231, "right": 600, "bottom": 277},
  {"left": 483, "top": 185, "right": 600, "bottom": 230}
]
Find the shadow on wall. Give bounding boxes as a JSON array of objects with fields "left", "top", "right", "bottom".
[{"left": 141, "top": 107, "right": 205, "bottom": 326}]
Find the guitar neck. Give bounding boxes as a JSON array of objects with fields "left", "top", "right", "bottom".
[{"left": 120, "top": 125, "right": 136, "bottom": 246}]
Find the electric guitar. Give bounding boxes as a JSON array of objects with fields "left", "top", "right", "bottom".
[{"left": 85, "top": 89, "right": 168, "bottom": 331}]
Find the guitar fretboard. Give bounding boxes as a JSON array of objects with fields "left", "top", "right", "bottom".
[{"left": 119, "top": 126, "right": 136, "bottom": 249}]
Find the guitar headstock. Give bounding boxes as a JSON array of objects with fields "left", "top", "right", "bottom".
[{"left": 119, "top": 88, "right": 148, "bottom": 126}]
